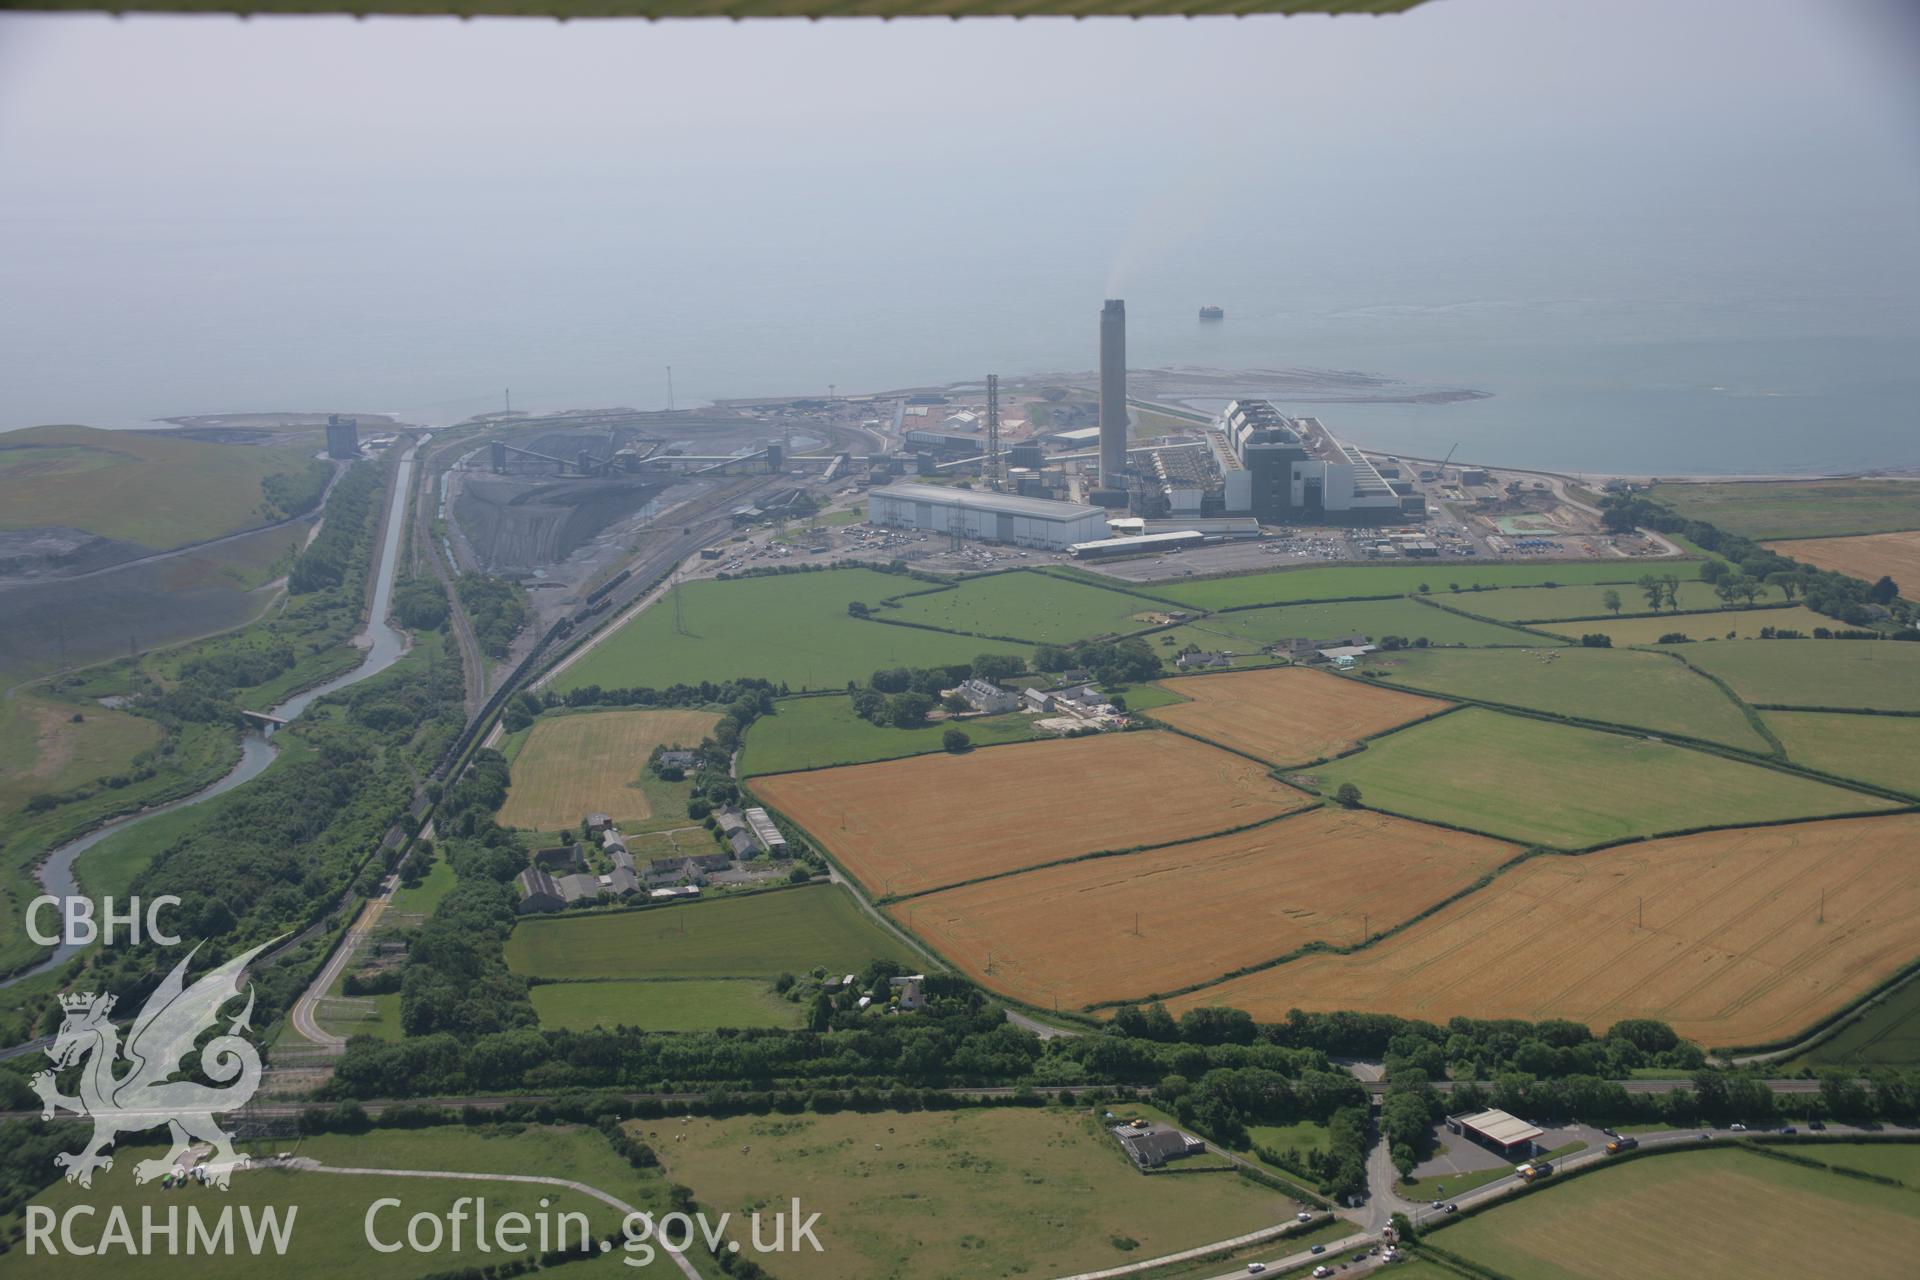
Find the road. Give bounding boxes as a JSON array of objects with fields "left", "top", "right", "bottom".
[
  {"left": 413, "top": 435, "right": 489, "bottom": 715},
  {"left": 287, "top": 872, "right": 400, "bottom": 1052}
]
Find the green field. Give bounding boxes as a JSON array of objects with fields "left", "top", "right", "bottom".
[
  {"left": 0, "top": 424, "right": 325, "bottom": 551},
  {"left": 1167, "top": 598, "right": 1541, "bottom": 652},
  {"left": 555, "top": 567, "right": 1030, "bottom": 693},
  {"left": 0, "top": 693, "right": 160, "bottom": 812},
  {"left": 1651, "top": 479, "right": 1920, "bottom": 539},
  {"left": 738, "top": 694, "right": 1041, "bottom": 776},
  {"left": 1791, "top": 1142, "right": 1920, "bottom": 1184},
  {"left": 530, "top": 977, "right": 802, "bottom": 1031},
  {"left": 6, "top": 1124, "right": 677, "bottom": 1278},
  {"left": 505, "top": 884, "right": 917, "bottom": 979},
  {"left": 1675, "top": 640, "right": 1920, "bottom": 711},
  {"left": 1430, "top": 1146, "right": 1920, "bottom": 1280},
  {"left": 1764, "top": 710, "right": 1920, "bottom": 795},
  {"left": 1363, "top": 647, "right": 1772, "bottom": 753},
  {"left": 1312, "top": 708, "right": 1887, "bottom": 848},
  {"left": 1148, "top": 560, "right": 1701, "bottom": 611},
  {"left": 1787, "top": 978, "right": 1920, "bottom": 1069},
  {"left": 644, "top": 1106, "right": 1292, "bottom": 1280},
  {"left": 1544, "top": 605, "right": 1835, "bottom": 646},
  {"left": 880, "top": 570, "right": 1160, "bottom": 643},
  {"left": 1452, "top": 579, "right": 1758, "bottom": 621}
]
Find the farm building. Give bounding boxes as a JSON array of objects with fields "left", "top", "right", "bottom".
[
  {"left": 534, "top": 843, "right": 585, "bottom": 872},
  {"left": 954, "top": 678, "right": 1019, "bottom": 714},
  {"left": 868, "top": 482, "right": 1109, "bottom": 551},
  {"left": 603, "top": 867, "right": 641, "bottom": 897},
  {"left": 1021, "top": 688, "right": 1055, "bottom": 713},
  {"left": 890, "top": 974, "right": 927, "bottom": 1010},
  {"left": 649, "top": 885, "right": 701, "bottom": 901},
  {"left": 1110, "top": 1122, "right": 1207, "bottom": 1170},
  {"left": 1449, "top": 1109, "right": 1544, "bottom": 1158},
  {"left": 1176, "top": 650, "right": 1231, "bottom": 670},
  {"left": 514, "top": 868, "right": 568, "bottom": 914},
  {"left": 1316, "top": 644, "right": 1378, "bottom": 667},
  {"left": 601, "top": 829, "right": 629, "bottom": 856},
  {"left": 657, "top": 749, "right": 698, "bottom": 772},
  {"left": 584, "top": 813, "right": 613, "bottom": 836},
  {"left": 556, "top": 872, "right": 601, "bottom": 902},
  {"left": 726, "top": 829, "right": 758, "bottom": 858},
  {"left": 744, "top": 807, "right": 788, "bottom": 854}
]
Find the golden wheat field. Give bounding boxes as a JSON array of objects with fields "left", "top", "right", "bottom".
[
  {"left": 1166, "top": 813, "right": 1920, "bottom": 1047},
  {"left": 1765, "top": 530, "right": 1920, "bottom": 600},
  {"left": 891, "top": 807, "right": 1518, "bottom": 1011},
  {"left": 1147, "top": 665, "right": 1449, "bottom": 765},
  {"left": 751, "top": 731, "right": 1311, "bottom": 897}
]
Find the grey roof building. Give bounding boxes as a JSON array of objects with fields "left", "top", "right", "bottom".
[
  {"left": 1111, "top": 1123, "right": 1206, "bottom": 1169},
  {"left": 514, "top": 867, "right": 567, "bottom": 914}
]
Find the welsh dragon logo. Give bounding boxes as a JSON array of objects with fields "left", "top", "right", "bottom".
[{"left": 31, "top": 939, "right": 274, "bottom": 1190}]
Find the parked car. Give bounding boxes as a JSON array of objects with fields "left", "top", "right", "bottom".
[
  {"left": 1731, "top": 1123, "right": 1748, "bottom": 1131},
  {"left": 1296, "top": 1211, "right": 1314, "bottom": 1223},
  {"left": 1809, "top": 1120, "right": 1827, "bottom": 1131},
  {"left": 1781, "top": 1126, "right": 1797, "bottom": 1135},
  {"left": 1312, "top": 1269, "right": 1333, "bottom": 1279}
]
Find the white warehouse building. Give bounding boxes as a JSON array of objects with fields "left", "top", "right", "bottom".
[{"left": 868, "top": 483, "right": 1109, "bottom": 550}]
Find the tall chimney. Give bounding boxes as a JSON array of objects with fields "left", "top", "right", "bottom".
[{"left": 1099, "top": 299, "right": 1128, "bottom": 485}]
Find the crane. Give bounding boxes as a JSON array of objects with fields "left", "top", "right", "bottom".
[{"left": 1439, "top": 442, "right": 1460, "bottom": 474}]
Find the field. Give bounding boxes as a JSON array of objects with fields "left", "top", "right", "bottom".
[
  {"left": 1169, "top": 597, "right": 1540, "bottom": 651},
  {"left": 555, "top": 567, "right": 1028, "bottom": 693},
  {"left": 1788, "top": 978, "right": 1920, "bottom": 1069},
  {"left": 1314, "top": 708, "right": 1884, "bottom": 848},
  {"left": 504, "top": 884, "right": 916, "bottom": 979},
  {"left": 0, "top": 424, "right": 324, "bottom": 551},
  {"left": 497, "top": 707, "right": 721, "bottom": 830},
  {"left": 1673, "top": 639, "right": 1920, "bottom": 710},
  {"left": 1430, "top": 1147, "right": 1920, "bottom": 1280},
  {"left": 1764, "top": 710, "right": 1920, "bottom": 795},
  {"left": 892, "top": 807, "right": 1517, "bottom": 1009},
  {"left": 1542, "top": 605, "right": 1834, "bottom": 646},
  {"left": 1168, "top": 813, "right": 1920, "bottom": 1047},
  {"left": 0, "top": 693, "right": 160, "bottom": 812},
  {"left": 529, "top": 977, "right": 802, "bottom": 1031},
  {"left": 737, "top": 694, "right": 1040, "bottom": 776},
  {"left": 1791, "top": 1142, "right": 1920, "bottom": 1184},
  {"left": 1147, "top": 665, "right": 1450, "bottom": 765},
  {"left": 1767, "top": 530, "right": 1920, "bottom": 596},
  {"left": 1452, "top": 579, "right": 1752, "bottom": 621},
  {"left": 752, "top": 732, "right": 1312, "bottom": 897},
  {"left": 880, "top": 570, "right": 1160, "bottom": 642},
  {"left": 7, "top": 1124, "right": 677, "bottom": 1278},
  {"left": 643, "top": 1106, "right": 1289, "bottom": 1280},
  {"left": 1363, "top": 646, "right": 1772, "bottom": 753},
  {"left": 1650, "top": 478, "right": 1920, "bottom": 538},
  {"left": 1148, "top": 560, "right": 1701, "bottom": 611}
]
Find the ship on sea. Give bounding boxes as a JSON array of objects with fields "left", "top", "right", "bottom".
[{"left": 1198, "top": 304, "right": 1224, "bottom": 321}]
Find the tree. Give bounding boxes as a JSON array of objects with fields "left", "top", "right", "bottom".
[
  {"left": 971, "top": 653, "right": 1026, "bottom": 681},
  {"left": 1579, "top": 633, "right": 1612, "bottom": 648},
  {"left": 1764, "top": 572, "right": 1799, "bottom": 602},
  {"left": 1871, "top": 575, "right": 1899, "bottom": 605},
  {"left": 1334, "top": 782, "right": 1363, "bottom": 809},
  {"left": 887, "top": 691, "right": 934, "bottom": 728},
  {"left": 1602, "top": 589, "right": 1622, "bottom": 616},
  {"left": 1736, "top": 575, "right": 1764, "bottom": 607},
  {"left": 1033, "top": 645, "right": 1071, "bottom": 673},
  {"left": 1699, "top": 559, "right": 1731, "bottom": 585},
  {"left": 1638, "top": 574, "right": 1664, "bottom": 612},
  {"left": 942, "top": 728, "right": 972, "bottom": 753},
  {"left": 1661, "top": 573, "right": 1683, "bottom": 611}
]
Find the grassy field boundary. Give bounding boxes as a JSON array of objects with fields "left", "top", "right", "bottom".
[
  {"left": 1640, "top": 646, "right": 1786, "bottom": 758},
  {"left": 864, "top": 565, "right": 1171, "bottom": 646},
  {"left": 1406, "top": 594, "right": 1579, "bottom": 645},
  {"left": 1752, "top": 702, "right": 1920, "bottom": 716},
  {"left": 1114, "top": 556, "right": 1703, "bottom": 609},
  {"left": 742, "top": 716, "right": 1054, "bottom": 779},
  {"left": 1504, "top": 600, "right": 1798, "bottom": 626},
  {"left": 1030, "top": 564, "right": 1204, "bottom": 608},
  {"left": 1738, "top": 1135, "right": 1920, "bottom": 1187}
]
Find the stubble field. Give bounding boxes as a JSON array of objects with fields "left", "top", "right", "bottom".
[
  {"left": 751, "top": 732, "right": 1311, "bottom": 897},
  {"left": 1766, "top": 530, "right": 1920, "bottom": 598},
  {"left": 892, "top": 807, "right": 1517, "bottom": 1010},
  {"left": 1147, "top": 665, "right": 1449, "bottom": 766},
  {"left": 498, "top": 707, "right": 721, "bottom": 831},
  {"left": 1542, "top": 605, "right": 1835, "bottom": 646},
  {"left": 1168, "top": 813, "right": 1920, "bottom": 1048}
]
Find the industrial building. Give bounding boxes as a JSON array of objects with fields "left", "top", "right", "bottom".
[
  {"left": 868, "top": 482, "right": 1109, "bottom": 550},
  {"left": 325, "top": 414, "right": 360, "bottom": 460},
  {"left": 1214, "top": 400, "right": 1419, "bottom": 524},
  {"left": 1069, "top": 529, "right": 1206, "bottom": 560}
]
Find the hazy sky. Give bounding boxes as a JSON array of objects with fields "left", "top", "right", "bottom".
[{"left": 1, "top": 0, "right": 1916, "bottom": 433}]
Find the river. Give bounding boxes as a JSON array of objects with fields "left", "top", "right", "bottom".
[{"left": 2, "top": 438, "right": 421, "bottom": 988}]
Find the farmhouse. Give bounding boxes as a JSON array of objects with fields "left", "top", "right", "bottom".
[
  {"left": 657, "top": 749, "right": 698, "bottom": 772},
  {"left": 1110, "top": 1122, "right": 1206, "bottom": 1170},
  {"left": 953, "top": 678, "right": 1019, "bottom": 714},
  {"left": 744, "top": 807, "right": 788, "bottom": 854},
  {"left": 1449, "top": 1109, "right": 1544, "bottom": 1159},
  {"left": 1176, "top": 650, "right": 1232, "bottom": 670},
  {"left": 890, "top": 973, "right": 927, "bottom": 1010}
]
